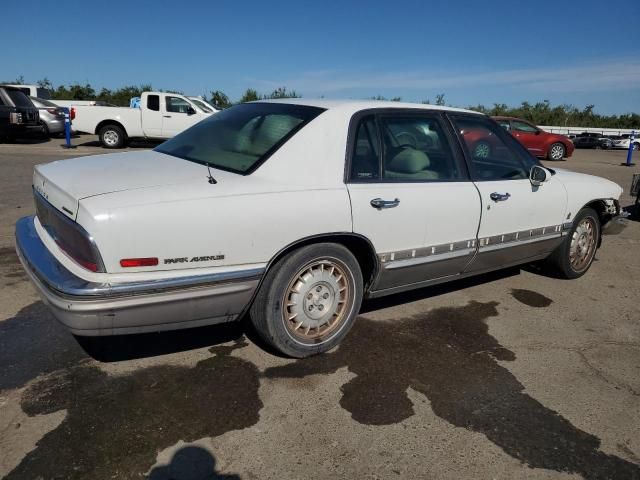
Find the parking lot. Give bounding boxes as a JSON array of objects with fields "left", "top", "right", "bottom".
[{"left": 0, "top": 137, "right": 639, "bottom": 479}]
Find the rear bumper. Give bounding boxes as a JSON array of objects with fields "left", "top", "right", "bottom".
[{"left": 15, "top": 216, "right": 263, "bottom": 336}]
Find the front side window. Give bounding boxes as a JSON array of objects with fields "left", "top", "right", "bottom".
[
  {"left": 512, "top": 120, "right": 538, "bottom": 133},
  {"left": 155, "top": 102, "right": 325, "bottom": 174},
  {"left": 166, "top": 96, "right": 191, "bottom": 113},
  {"left": 452, "top": 115, "right": 537, "bottom": 181}
]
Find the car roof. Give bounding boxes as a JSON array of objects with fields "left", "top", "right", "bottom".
[
  {"left": 490, "top": 116, "right": 530, "bottom": 122},
  {"left": 257, "top": 98, "right": 482, "bottom": 115}
]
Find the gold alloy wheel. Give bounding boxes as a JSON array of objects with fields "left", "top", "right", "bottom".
[
  {"left": 569, "top": 217, "right": 597, "bottom": 272},
  {"left": 282, "top": 258, "right": 352, "bottom": 343}
]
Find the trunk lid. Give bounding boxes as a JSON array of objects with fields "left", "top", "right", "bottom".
[{"left": 33, "top": 150, "right": 210, "bottom": 219}]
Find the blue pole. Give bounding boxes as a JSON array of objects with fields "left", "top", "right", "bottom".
[
  {"left": 626, "top": 130, "right": 636, "bottom": 166},
  {"left": 61, "top": 107, "right": 76, "bottom": 149}
]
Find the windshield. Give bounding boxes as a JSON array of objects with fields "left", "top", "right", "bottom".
[
  {"left": 6, "top": 89, "right": 33, "bottom": 108},
  {"left": 190, "top": 98, "right": 214, "bottom": 113},
  {"left": 155, "top": 102, "right": 325, "bottom": 174}
]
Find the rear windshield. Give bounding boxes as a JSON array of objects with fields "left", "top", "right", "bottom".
[
  {"left": 190, "top": 98, "right": 214, "bottom": 113},
  {"left": 37, "top": 88, "right": 52, "bottom": 99},
  {"left": 6, "top": 89, "right": 33, "bottom": 108},
  {"left": 155, "top": 102, "right": 325, "bottom": 174}
]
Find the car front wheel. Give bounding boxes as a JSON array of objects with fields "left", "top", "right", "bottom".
[
  {"left": 547, "top": 207, "right": 600, "bottom": 279},
  {"left": 250, "top": 243, "right": 363, "bottom": 358},
  {"left": 547, "top": 142, "right": 565, "bottom": 160}
]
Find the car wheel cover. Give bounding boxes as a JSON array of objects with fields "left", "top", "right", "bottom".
[
  {"left": 103, "top": 130, "right": 119, "bottom": 146},
  {"left": 281, "top": 257, "right": 353, "bottom": 345},
  {"left": 474, "top": 142, "right": 490, "bottom": 158},
  {"left": 569, "top": 217, "right": 597, "bottom": 272},
  {"left": 550, "top": 144, "right": 564, "bottom": 160}
]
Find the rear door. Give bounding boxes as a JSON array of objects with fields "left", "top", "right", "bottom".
[
  {"left": 347, "top": 110, "right": 481, "bottom": 293},
  {"left": 450, "top": 114, "right": 567, "bottom": 273},
  {"left": 140, "top": 94, "right": 162, "bottom": 137}
]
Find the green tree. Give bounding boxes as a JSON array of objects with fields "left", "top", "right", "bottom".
[
  {"left": 209, "top": 90, "right": 231, "bottom": 109},
  {"left": 435, "top": 93, "right": 446, "bottom": 106},
  {"left": 239, "top": 88, "right": 259, "bottom": 103},
  {"left": 264, "top": 86, "right": 299, "bottom": 99}
]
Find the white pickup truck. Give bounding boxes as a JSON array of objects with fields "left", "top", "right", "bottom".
[{"left": 72, "top": 91, "right": 214, "bottom": 148}]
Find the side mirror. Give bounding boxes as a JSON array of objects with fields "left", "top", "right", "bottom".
[
  {"left": 186, "top": 106, "right": 196, "bottom": 115},
  {"left": 530, "top": 165, "right": 549, "bottom": 186},
  {"left": 534, "top": 130, "right": 541, "bottom": 135}
]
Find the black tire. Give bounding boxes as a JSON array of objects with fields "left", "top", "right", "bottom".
[
  {"left": 249, "top": 243, "right": 363, "bottom": 358},
  {"left": 547, "top": 142, "right": 565, "bottom": 160},
  {"left": 40, "top": 121, "right": 50, "bottom": 138},
  {"left": 546, "top": 207, "right": 600, "bottom": 279},
  {"left": 98, "top": 124, "right": 127, "bottom": 148}
]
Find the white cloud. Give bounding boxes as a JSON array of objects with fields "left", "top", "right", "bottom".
[{"left": 249, "top": 59, "right": 640, "bottom": 96}]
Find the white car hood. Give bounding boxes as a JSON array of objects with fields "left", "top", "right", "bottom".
[
  {"left": 551, "top": 168, "right": 623, "bottom": 199},
  {"left": 33, "top": 150, "right": 212, "bottom": 218}
]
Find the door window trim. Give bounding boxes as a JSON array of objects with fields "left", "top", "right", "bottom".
[{"left": 344, "top": 108, "right": 471, "bottom": 184}]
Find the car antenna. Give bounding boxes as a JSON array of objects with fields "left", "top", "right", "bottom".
[{"left": 205, "top": 161, "right": 217, "bottom": 184}]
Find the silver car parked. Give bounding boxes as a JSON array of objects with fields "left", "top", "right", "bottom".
[{"left": 29, "top": 96, "right": 67, "bottom": 137}]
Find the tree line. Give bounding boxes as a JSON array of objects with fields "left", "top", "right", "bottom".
[{"left": 5, "top": 77, "right": 638, "bottom": 129}]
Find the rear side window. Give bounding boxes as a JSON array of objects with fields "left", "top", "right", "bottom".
[
  {"left": 349, "top": 113, "right": 463, "bottom": 182},
  {"left": 6, "top": 90, "right": 32, "bottom": 108},
  {"left": 147, "top": 95, "right": 159, "bottom": 111},
  {"left": 451, "top": 115, "right": 537, "bottom": 181}
]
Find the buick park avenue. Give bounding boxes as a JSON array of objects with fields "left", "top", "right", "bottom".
[{"left": 16, "top": 100, "right": 627, "bottom": 357}]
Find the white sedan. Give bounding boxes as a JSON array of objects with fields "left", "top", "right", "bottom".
[{"left": 16, "top": 100, "right": 628, "bottom": 357}]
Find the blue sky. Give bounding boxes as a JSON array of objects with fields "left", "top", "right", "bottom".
[{"left": 3, "top": 0, "right": 639, "bottom": 114}]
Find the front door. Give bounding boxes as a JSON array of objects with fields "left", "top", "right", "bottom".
[
  {"left": 347, "top": 111, "right": 481, "bottom": 293},
  {"left": 511, "top": 119, "right": 546, "bottom": 157},
  {"left": 161, "top": 95, "right": 199, "bottom": 137},
  {"left": 450, "top": 114, "right": 567, "bottom": 273}
]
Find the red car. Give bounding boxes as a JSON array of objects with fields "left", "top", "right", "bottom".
[{"left": 492, "top": 116, "right": 574, "bottom": 161}]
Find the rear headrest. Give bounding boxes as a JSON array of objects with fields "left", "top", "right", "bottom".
[{"left": 387, "top": 148, "right": 430, "bottom": 173}]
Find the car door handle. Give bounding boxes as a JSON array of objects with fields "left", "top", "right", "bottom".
[
  {"left": 370, "top": 198, "right": 400, "bottom": 209},
  {"left": 490, "top": 192, "right": 511, "bottom": 202},
  {"left": 163, "top": 115, "right": 172, "bottom": 118}
]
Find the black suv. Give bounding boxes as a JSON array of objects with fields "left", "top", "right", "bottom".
[
  {"left": 0, "top": 86, "right": 41, "bottom": 141},
  {"left": 572, "top": 132, "right": 612, "bottom": 149}
]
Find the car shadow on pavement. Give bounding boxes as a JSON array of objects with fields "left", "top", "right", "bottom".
[{"left": 147, "top": 445, "right": 241, "bottom": 480}]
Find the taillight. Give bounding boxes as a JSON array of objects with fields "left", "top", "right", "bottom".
[
  {"left": 120, "top": 258, "right": 159, "bottom": 268},
  {"left": 46, "top": 108, "right": 58, "bottom": 115},
  {"left": 70, "top": 107, "right": 76, "bottom": 120}
]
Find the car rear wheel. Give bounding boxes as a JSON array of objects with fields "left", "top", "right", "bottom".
[
  {"left": 39, "top": 121, "right": 50, "bottom": 138},
  {"left": 249, "top": 243, "right": 363, "bottom": 358},
  {"left": 99, "top": 124, "right": 127, "bottom": 148},
  {"left": 546, "top": 207, "right": 600, "bottom": 279},
  {"left": 547, "top": 142, "right": 565, "bottom": 160}
]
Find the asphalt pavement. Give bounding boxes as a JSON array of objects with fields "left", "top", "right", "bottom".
[{"left": 0, "top": 136, "right": 639, "bottom": 479}]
